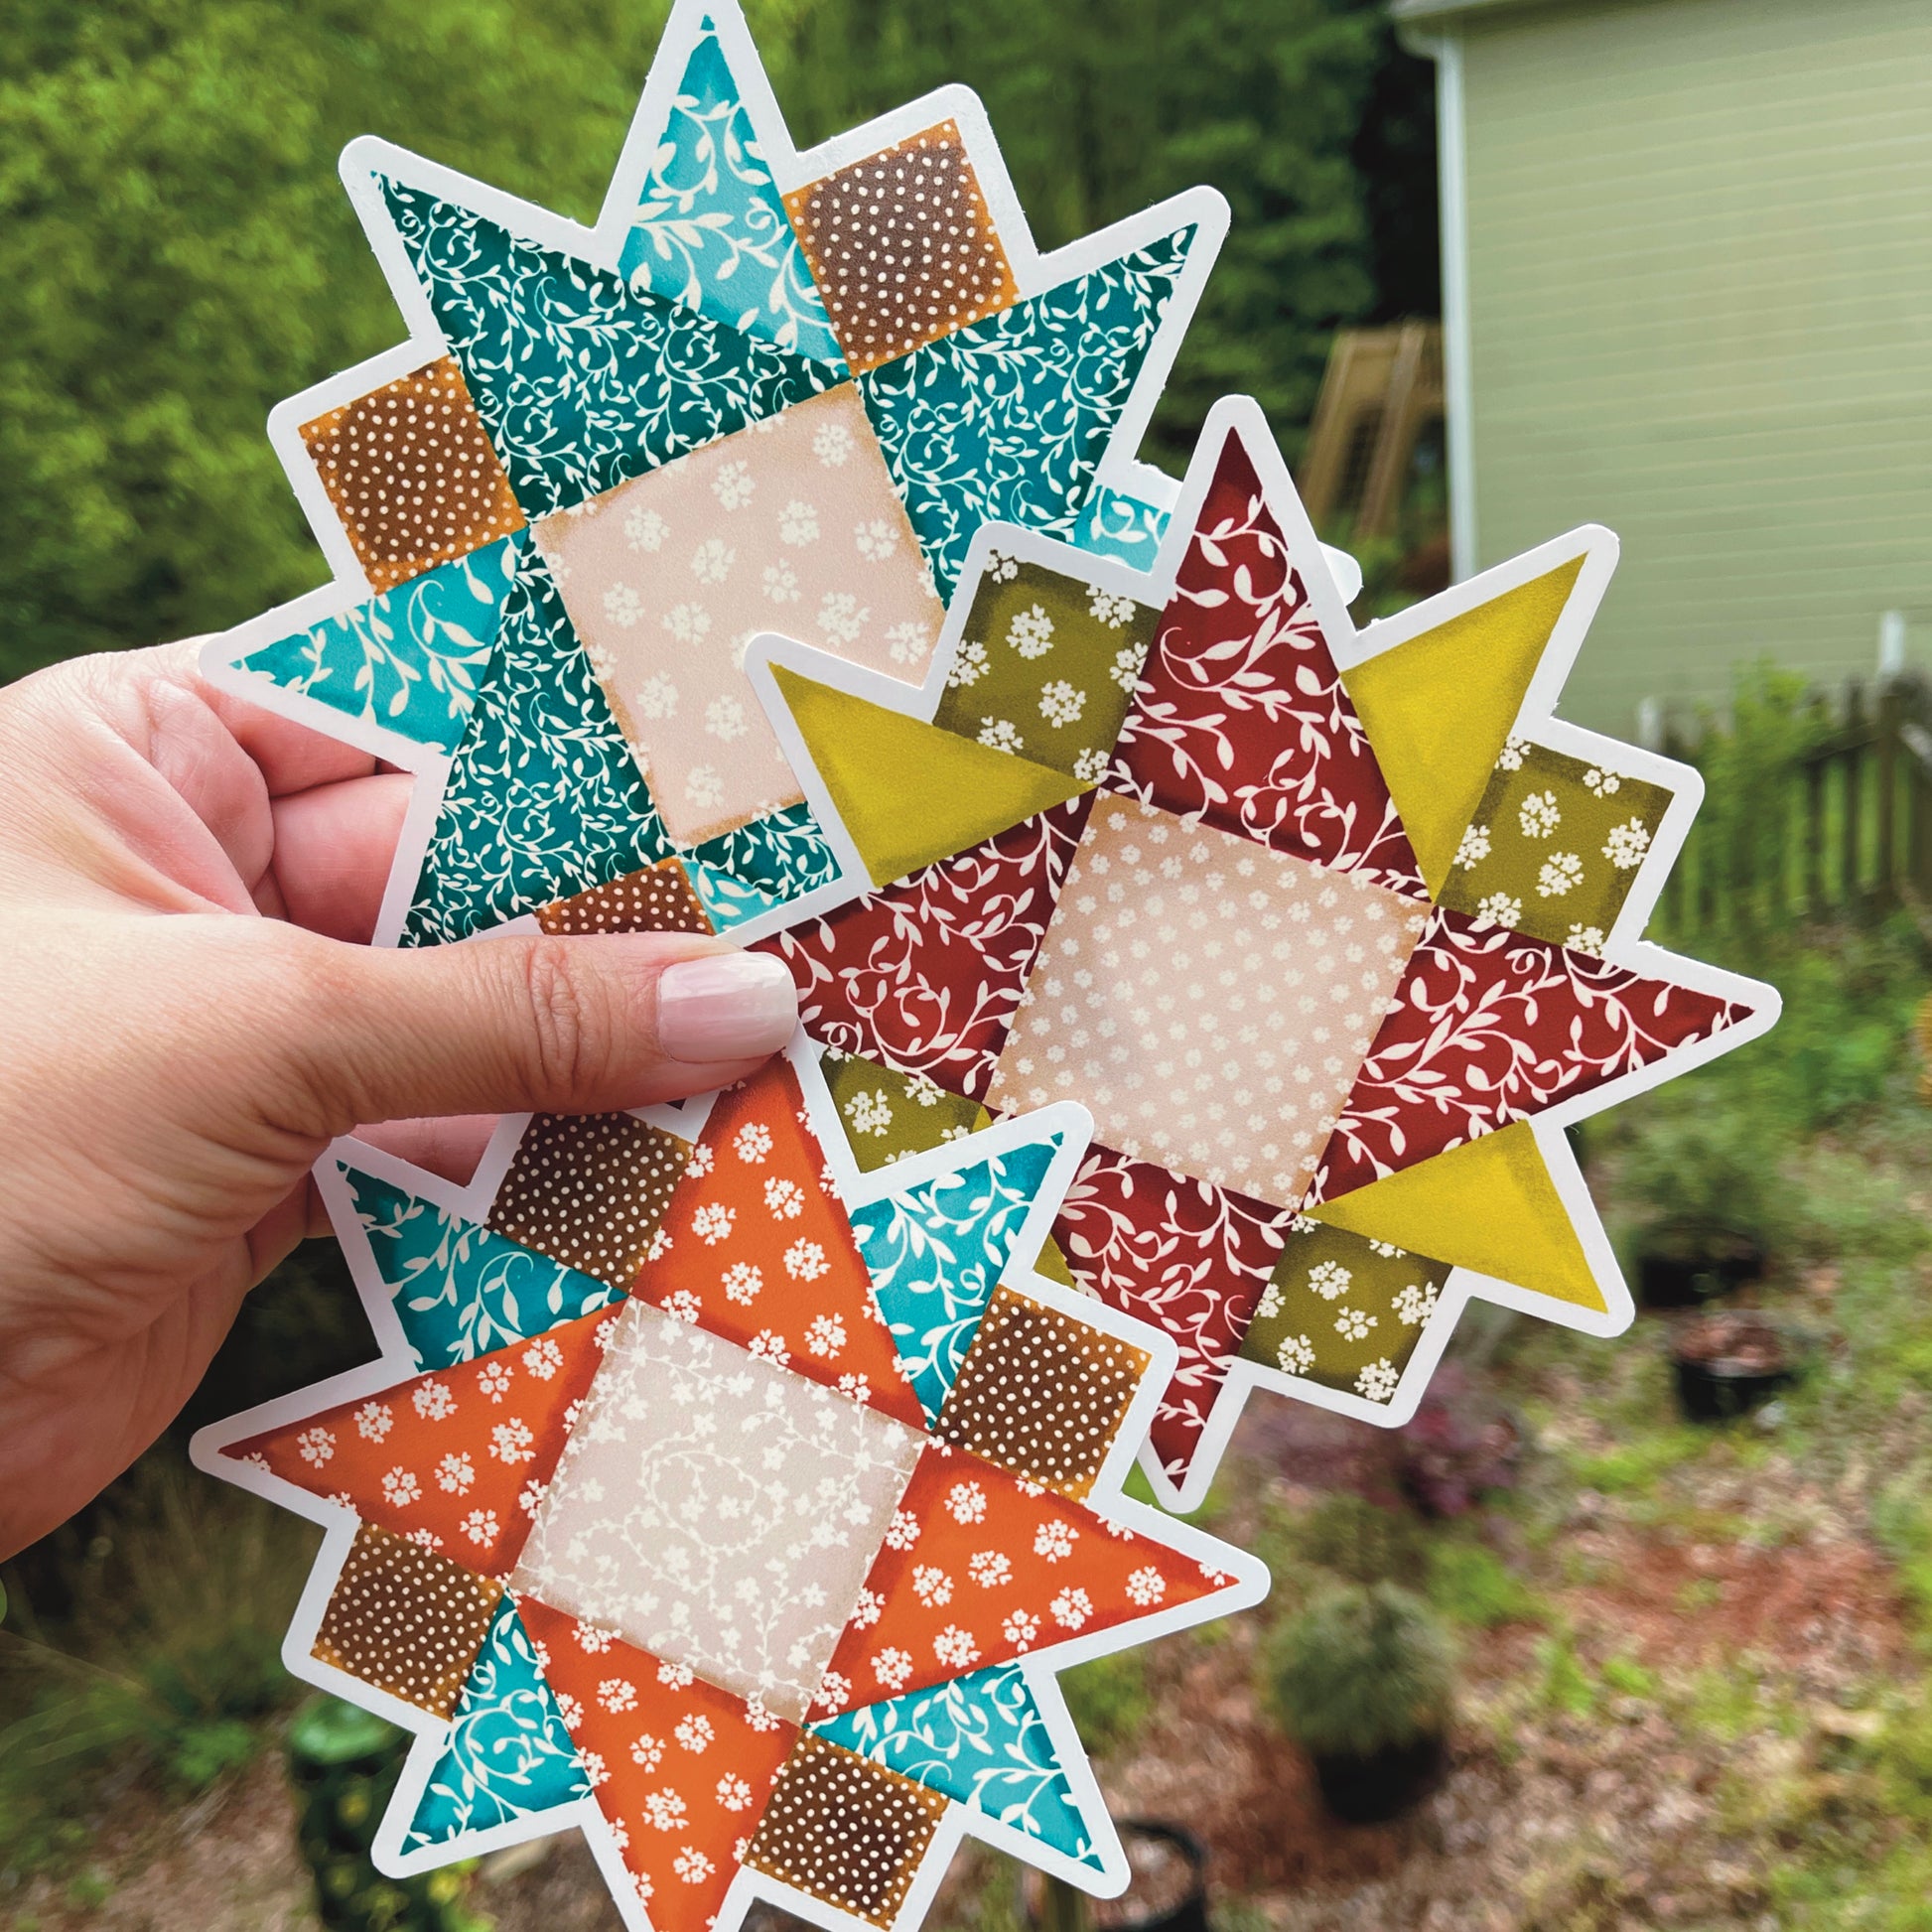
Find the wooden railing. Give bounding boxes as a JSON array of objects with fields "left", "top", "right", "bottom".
[{"left": 1658, "top": 675, "right": 1932, "bottom": 934}]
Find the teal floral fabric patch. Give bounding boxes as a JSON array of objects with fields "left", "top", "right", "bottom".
[
  {"left": 402, "top": 544, "right": 670, "bottom": 945},
  {"left": 810, "top": 1662, "right": 1099, "bottom": 1866},
  {"left": 404, "top": 1594, "right": 590, "bottom": 1849},
  {"left": 237, "top": 535, "right": 519, "bottom": 754},
  {"left": 344, "top": 1166, "right": 621, "bottom": 1369},
  {"left": 620, "top": 21, "right": 846, "bottom": 369},
  {"left": 690, "top": 800, "right": 839, "bottom": 927},
  {"left": 379, "top": 178, "right": 832, "bottom": 518},
  {"left": 1069, "top": 483, "right": 1172, "bottom": 570},
  {"left": 848, "top": 1135, "right": 1060, "bottom": 1423},
  {"left": 856, "top": 228, "right": 1196, "bottom": 599}
]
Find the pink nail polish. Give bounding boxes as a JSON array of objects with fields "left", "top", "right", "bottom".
[{"left": 657, "top": 952, "right": 797, "bottom": 1062}]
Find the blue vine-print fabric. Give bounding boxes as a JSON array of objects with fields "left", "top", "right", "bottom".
[
  {"left": 378, "top": 178, "right": 832, "bottom": 519},
  {"left": 401, "top": 543, "right": 671, "bottom": 946},
  {"left": 849, "top": 1135, "right": 1061, "bottom": 1423},
  {"left": 396, "top": 543, "right": 838, "bottom": 945},
  {"left": 856, "top": 227, "right": 1196, "bottom": 600},
  {"left": 236, "top": 535, "right": 519, "bottom": 754},
  {"left": 620, "top": 20, "right": 846, "bottom": 369},
  {"left": 811, "top": 1662, "right": 1100, "bottom": 1866},
  {"left": 404, "top": 1595, "right": 590, "bottom": 1849},
  {"left": 1068, "top": 483, "right": 1172, "bottom": 570},
  {"left": 343, "top": 1166, "right": 621, "bottom": 1370}
]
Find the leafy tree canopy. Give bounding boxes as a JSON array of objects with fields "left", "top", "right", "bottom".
[{"left": 0, "top": 0, "right": 1433, "bottom": 681}]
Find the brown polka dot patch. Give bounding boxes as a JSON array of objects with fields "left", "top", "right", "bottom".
[
  {"left": 937, "top": 1286, "right": 1149, "bottom": 1500},
  {"left": 534, "top": 858, "right": 714, "bottom": 936},
  {"left": 311, "top": 1524, "right": 500, "bottom": 1719},
  {"left": 300, "top": 357, "right": 525, "bottom": 594},
  {"left": 746, "top": 1734, "right": 947, "bottom": 1926},
  {"left": 486, "top": 1111, "right": 690, "bottom": 1288},
  {"left": 784, "top": 122, "right": 1019, "bottom": 373}
]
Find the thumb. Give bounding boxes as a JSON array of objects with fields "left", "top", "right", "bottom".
[{"left": 286, "top": 929, "right": 798, "bottom": 1131}]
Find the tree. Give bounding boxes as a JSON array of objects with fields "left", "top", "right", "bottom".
[
  {"left": 0, "top": 1, "right": 670, "bottom": 679},
  {"left": 0, "top": 0, "right": 1435, "bottom": 681}
]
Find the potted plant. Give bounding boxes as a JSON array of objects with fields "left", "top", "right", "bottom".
[
  {"left": 1669, "top": 1308, "right": 1808, "bottom": 1422},
  {"left": 1616, "top": 1111, "right": 1783, "bottom": 1310},
  {"left": 1264, "top": 1583, "right": 1455, "bottom": 1824}
]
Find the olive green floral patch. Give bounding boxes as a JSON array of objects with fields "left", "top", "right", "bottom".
[
  {"left": 1238, "top": 1216, "right": 1453, "bottom": 1405},
  {"left": 931, "top": 556, "right": 1159, "bottom": 782},
  {"left": 1436, "top": 738, "right": 1673, "bottom": 952},
  {"left": 822, "top": 1049, "right": 991, "bottom": 1172}
]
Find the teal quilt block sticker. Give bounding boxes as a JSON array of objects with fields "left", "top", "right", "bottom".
[
  {"left": 400, "top": 539, "right": 841, "bottom": 944},
  {"left": 344, "top": 1166, "right": 621, "bottom": 1370},
  {"left": 380, "top": 178, "right": 834, "bottom": 519},
  {"left": 236, "top": 534, "right": 520, "bottom": 755},
  {"left": 402, "top": 543, "right": 672, "bottom": 946},
  {"left": 849, "top": 1135, "right": 1060, "bottom": 1422},
  {"left": 811, "top": 1662, "right": 1100, "bottom": 1867},
  {"left": 404, "top": 1595, "right": 590, "bottom": 1850},
  {"left": 856, "top": 227, "right": 1197, "bottom": 600},
  {"left": 621, "top": 17, "right": 846, "bottom": 369}
]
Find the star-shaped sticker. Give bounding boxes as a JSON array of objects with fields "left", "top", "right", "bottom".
[
  {"left": 741, "top": 394, "right": 1779, "bottom": 1509},
  {"left": 202, "top": 0, "right": 1230, "bottom": 947},
  {"left": 195, "top": 1040, "right": 1264, "bottom": 1927}
]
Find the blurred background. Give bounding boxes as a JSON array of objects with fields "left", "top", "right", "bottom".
[{"left": 6, "top": 2, "right": 1932, "bottom": 1928}]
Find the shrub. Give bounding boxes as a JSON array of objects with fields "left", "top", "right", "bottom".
[{"left": 1264, "top": 1582, "right": 1454, "bottom": 1758}]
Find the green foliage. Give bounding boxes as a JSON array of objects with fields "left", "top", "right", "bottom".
[
  {"left": 1264, "top": 1582, "right": 1454, "bottom": 1757},
  {"left": 1533, "top": 1630, "right": 1595, "bottom": 1720},
  {"left": 1425, "top": 1539, "right": 1542, "bottom": 1630},
  {"left": 0, "top": 0, "right": 1435, "bottom": 682},
  {"left": 768, "top": 0, "right": 1435, "bottom": 477},
  {"left": 1057, "top": 1648, "right": 1151, "bottom": 1758},
  {"left": 0, "top": 1457, "right": 316, "bottom": 1873},
  {"left": 0, "top": 0, "right": 679, "bottom": 681},
  {"left": 1266, "top": 1490, "right": 1428, "bottom": 1587}
]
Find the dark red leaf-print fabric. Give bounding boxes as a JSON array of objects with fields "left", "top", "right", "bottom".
[
  {"left": 1109, "top": 428, "right": 1425, "bottom": 898},
  {"left": 757, "top": 796, "right": 1093, "bottom": 1100},
  {"left": 1309, "top": 907, "right": 1751, "bottom": 1202}
]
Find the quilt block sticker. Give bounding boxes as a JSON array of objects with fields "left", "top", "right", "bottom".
[
  {"left": 746, "top": 393, "right": 1779, "bottom": 1510},
  {"left": 197, "top": 1047, "right": 1265, "bottom": 1931}
]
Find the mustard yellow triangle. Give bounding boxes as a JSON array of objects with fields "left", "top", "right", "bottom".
[
  {"left": 1308, "top": 1122, "right": 1607, "bottom": 1313},
  {"left": 772, "top": 666, "right": 1090, "bottom": 889},
  {"left": 1343, "top": 554, "right": 1587, "bottom": 895}
]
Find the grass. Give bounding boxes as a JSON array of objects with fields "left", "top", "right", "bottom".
[{"left": 0, "top": 1453, "right": 319, "bottom": 1878}]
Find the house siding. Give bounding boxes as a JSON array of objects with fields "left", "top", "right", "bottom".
[{"left": 1456, "top": 0, "right": 1932, "bottom": 732}]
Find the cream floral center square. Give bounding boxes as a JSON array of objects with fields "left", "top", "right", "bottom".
[
  {"left": 985, "top": 796, "right": 1429, "bottom": 1203},
  {"left": 511, "top": 1300, "right": 925, "bottom": 1722},
  {"left": 533, "top": 383, "right": 942, "bottom": 845}
]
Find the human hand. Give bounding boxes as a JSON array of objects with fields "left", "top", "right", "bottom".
[{"left": 0, "top": 640, "right": 798, "bottom": 1555}]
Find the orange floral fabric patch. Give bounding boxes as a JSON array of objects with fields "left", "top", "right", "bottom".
[{"left": 631, "top": 1062, "right": 926, "bottom": 1429}]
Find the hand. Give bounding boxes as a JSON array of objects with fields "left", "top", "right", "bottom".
[{"left": 0, "top": 640, "right": 798, "bottom": 1556}]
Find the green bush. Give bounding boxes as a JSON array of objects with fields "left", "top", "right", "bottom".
[{"left": 1264, "top": 1582, "right": 1454, "bottom": 1758}]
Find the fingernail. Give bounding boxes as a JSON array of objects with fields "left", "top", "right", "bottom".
[{"left": 657, "top": 951, "right": 797, "bottom": 1062}]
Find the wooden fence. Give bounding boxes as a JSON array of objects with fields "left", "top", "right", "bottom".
[{"left": 1659, "top": 674, "right": 1932, "bottom": 934}]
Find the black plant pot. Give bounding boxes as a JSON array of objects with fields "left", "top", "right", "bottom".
[
  {"left": 1670, "top": 1310, "right": 1803, "bottom": 1423},
  {"left": 1635, "top": 1221, "right": 1767, "bottom": 1311},
  {"left": 1311, "top": 1732, "right": 1446, "bottom": 1825}
]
